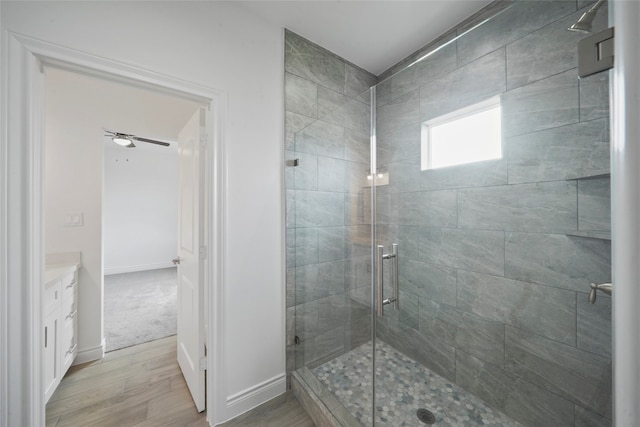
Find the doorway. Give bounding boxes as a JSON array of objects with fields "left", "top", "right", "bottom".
[
  {"left": 44, "top": 67, "right": 203, "bottom": 356},
  {"left": 42, "top": 65, "right": 211, "bottom": 415},
  {"left": 104, "top": 151, "right": 179, "bottom": 352},
  {"left": 1, "top": 29, "right": 232, "bottom": 425},
  {"left": 42, "top": 65, "right": 209, "bottom": 416}
]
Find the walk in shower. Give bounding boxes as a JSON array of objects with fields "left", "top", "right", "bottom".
[{"left": 285, "top": 1, "right": 612, "bottom": 425}]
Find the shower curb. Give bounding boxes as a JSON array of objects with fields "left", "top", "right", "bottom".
[{"left": 292, "top": 368, "right": 361, "bottom": 426}]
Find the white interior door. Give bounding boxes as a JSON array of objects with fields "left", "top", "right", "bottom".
[{"left": 177, "top": 107, "right": 206, "bottom": 412}]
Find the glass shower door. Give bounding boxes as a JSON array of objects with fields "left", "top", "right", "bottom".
[
  {"left": 372, "top": 1, "right": 612, "bottom": 426},
  {"left": 285, "top": 28, "right": 376, "bottom": 423}
]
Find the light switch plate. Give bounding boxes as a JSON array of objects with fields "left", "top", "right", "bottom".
[{"left": 64, "top": 212, "right": 84, "bottom": 227}]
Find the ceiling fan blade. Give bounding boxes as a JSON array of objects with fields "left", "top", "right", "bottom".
[{"left": 133, "top": 136, "right": 170, "bottom": 147}]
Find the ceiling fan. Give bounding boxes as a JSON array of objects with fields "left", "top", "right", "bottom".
[{"left": 104, "top": 130, "right": 170, "bottom": 148}]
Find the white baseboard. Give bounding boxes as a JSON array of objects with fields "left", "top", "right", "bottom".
[
  {"left": 223, "top": 374, "right": 286, "bottom": 421},
  {"left": 104, "top": 262, "right": 175, "bottom": 276},
  {"left": 73, "top": 339, "right": 105, "bottom": 365}
]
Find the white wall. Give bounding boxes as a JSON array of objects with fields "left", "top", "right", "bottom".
[
  {"left": 4, "top": 2, "right": 285, "bottom": 424},
  {"left": 103, "top": 144, "right": 179, "bottom": 275},
  {"left": 44, "top": 69, "right": 105, "bottom": 362}
]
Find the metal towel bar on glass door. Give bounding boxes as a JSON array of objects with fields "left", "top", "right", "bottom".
[{"left": 376, "top": 243, "right": 399, "bottom": 317}]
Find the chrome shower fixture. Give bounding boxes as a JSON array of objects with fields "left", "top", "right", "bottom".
[
  {"left": 588, "top": 282, "right": 612, "bottom": 304},
  {"left": 568, "top": 0, "right": 606, "bottom": 33}
]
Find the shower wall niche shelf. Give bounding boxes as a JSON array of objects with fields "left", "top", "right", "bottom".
[
  {"left": 566, "top": 230, "right": 611, "bottom": 240},
  {"left": 568, "top": 172, "right": 611, "bottom": 181}
]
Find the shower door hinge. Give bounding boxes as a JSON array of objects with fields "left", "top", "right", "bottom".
[
  {"left": 199, "top": 246, "right": 208, "bottom": 260},
  {"left": 199, "top": 356, "right": 207, "bottom": 371},
  {"left": 578, "top": 27, "right": 614, "bottom": 78}
]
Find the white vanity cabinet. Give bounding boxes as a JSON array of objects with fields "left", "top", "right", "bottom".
[
  {"left": 43, "top": 279, "right": 60, "bottom": 401},
  {"left": 59, "top": 270, "right": 78, "bottom": 371},
  {"left": 44, "top": 265, "right": 78, "bottom": 403}
]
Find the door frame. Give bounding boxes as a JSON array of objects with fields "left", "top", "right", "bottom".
[
  {"left": 0, "top": 32, "right": 226, "bottom": 426},
  {"left": 611, "top": 1, "right": 640, "bottom": 424}
]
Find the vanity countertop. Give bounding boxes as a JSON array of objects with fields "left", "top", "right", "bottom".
[{"left": 45, "top": 252, "right": 82, "bottom": 285}]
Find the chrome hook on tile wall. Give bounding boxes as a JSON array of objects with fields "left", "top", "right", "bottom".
[{"left": 588, "top": 282, "right": 612, "bottom": 304}]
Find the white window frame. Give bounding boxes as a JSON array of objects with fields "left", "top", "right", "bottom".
[{"left": 421, "top": 95, "right": 502, "bottom": 170}]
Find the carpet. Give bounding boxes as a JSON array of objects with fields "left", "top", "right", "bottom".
[{"left": 104, "top": 267, "right": 177, "bottom": 352}]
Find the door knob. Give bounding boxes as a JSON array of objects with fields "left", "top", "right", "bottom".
[{"left": 172, "top": 257, "right": 181, "bottom": 265}]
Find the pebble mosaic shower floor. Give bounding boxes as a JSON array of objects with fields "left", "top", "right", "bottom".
[{"left": 312, "top": 341, "right": 523, "bottom": 426}]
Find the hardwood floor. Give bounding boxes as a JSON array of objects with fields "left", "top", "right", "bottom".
[
  {"left": 46, "top": 336, "right": 207, "bottom": 427},
  {"left": 46, "top": 336, "right": 314, "bottom": 427}
]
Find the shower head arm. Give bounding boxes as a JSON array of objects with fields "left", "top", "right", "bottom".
[
  {"left": 568, "top": 0, "right": 607, "bottom": 33},
  {"left": 587, "top": 0, "right": 606, "bottom": 14}
]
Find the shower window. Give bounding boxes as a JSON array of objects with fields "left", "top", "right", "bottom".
[{"left": 421, "top": 96, "right": 502, "bottom": 170}]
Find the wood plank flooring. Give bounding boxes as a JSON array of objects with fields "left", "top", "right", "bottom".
[{"left": 46, "top": 336, "right": 315, "bottom": 427}]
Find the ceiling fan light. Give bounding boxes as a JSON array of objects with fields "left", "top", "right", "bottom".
[{"left": 112, "top": 136, "right": 132, "bottom": 146}]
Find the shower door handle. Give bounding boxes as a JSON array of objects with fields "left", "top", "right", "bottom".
[
  {"left": 376, "top": 246, "right": 384, "bottom": 317},
  {"left": 390, "top": 243, "right": 399, "bottom": 310},
  {"left": 376, "top": 243, "right": 399, "bottom": 317}
]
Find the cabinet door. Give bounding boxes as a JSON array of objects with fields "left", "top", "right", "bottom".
[
  {"left": 60, "top": 270, "right": 77, "bottom": 300},
  {"left": 61, "top": 300, "right": 77, "bottom": 371},
  {"left": 43, "top": 310, "right": 58, "bottom": 403},
  {"left": 60, "top": 272, "right": 78, "bottom": 372}
]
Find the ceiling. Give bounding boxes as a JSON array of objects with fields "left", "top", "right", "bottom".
[
  {"left": 47, "top": 2, "right": 496, "bottom": 145},
  {"left": 46, "top": 67, "right": 202, "bottom": 151},
  {"left": 236, "top": 0, "right": 494, "bottom": 76}
]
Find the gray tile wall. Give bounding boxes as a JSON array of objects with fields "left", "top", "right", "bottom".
[
  {"left": 284, "top": 30, "right": 377, "bottom": 376},
  {"left": 375, "top": 2, "right": 612, "bottom": 426}
]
